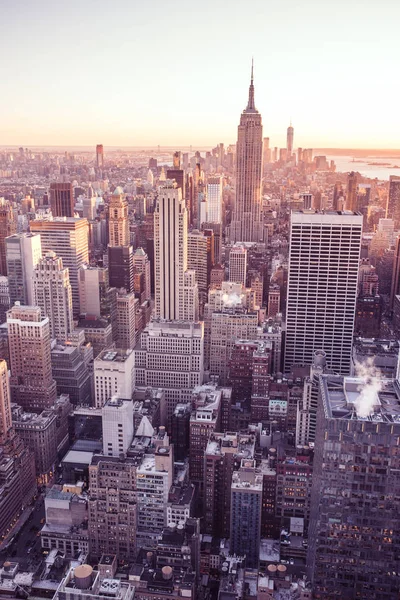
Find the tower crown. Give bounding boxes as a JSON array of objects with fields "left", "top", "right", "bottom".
[{"left": 244, "top": 59, "right": 258, "bottom": 113}]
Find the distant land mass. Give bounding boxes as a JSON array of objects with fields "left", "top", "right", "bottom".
[
  {"left": 1, "top": 146, "right": 400, "bottom": 157},
  {"left": 315, "top": 148, "right": 400, "bottom": 157}
]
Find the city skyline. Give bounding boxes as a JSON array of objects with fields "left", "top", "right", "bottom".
[
  {"left": 1, "top": 0, "right": 400, "bottom": 147},
  {"left": 2, "top": 3, "right": 400, "bottom": 595}
]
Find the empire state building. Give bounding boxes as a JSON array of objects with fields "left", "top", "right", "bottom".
[{"left": 230, "top": 64, "right": 264, "bottom": 243}]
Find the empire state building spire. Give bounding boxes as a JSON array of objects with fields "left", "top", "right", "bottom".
[
  {"left": 246, "top": 58, "right": 256, "bottom": 112},
  {"left": 229, "top": 62, "right": 264, "bottom": 243}
]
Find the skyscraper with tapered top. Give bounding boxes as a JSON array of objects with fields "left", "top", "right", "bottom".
[
  {"left": 108, "top": 186, "right": 129, "bottom": 247},
  {"left": 230, "top": 61, "right": 264, "bottom": 243},
  {"left": 287, "top": 121, "right": 294, "bottom": 157}
]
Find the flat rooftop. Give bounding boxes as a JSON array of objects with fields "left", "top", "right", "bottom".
[
  {"left": 62, "top": 450, "right": 94, "bottom": 465},
  {"left": 96, "top": 348, "right": 133, "bottom": 362},
  {"left": 320, "top": 374, "right": 400, "bottom": 423},
  {"left": 77, "top": 317, "right": 110, "bottom": 329},
  {"left": 205, "top": 432, "right": 255, "bottom": 459}
]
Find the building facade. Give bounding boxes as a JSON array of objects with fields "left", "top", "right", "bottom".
[
  {"left": 116, "top": 290, "right": 137, "bottom": 350},
  {"left": 30, "top": 218, "right": 89, "bottom": 316},
  {"left": 7, "top": 304, "right": 57, "bottom": 411},
  {"left": 308, "top": 373, "right": 400, "bottom": 599},
  {"left": 230, "top": 460, "right": 262, "bottom": 568},
  {"left": 33, "top": 252, "right": 73, "bottom": 341},
  {"left": 0, "top": 199, "right": 16, "bottom": 276},
  {"left": 134, "top": 320, "right": 204, "bottom": 421},
  {"left": 50, "top": 182, "right": 75, "bottom": 218},
  {"left": 108, "top": 245, "right": 134, "bottom": 293},
  {"left": 154, "top": 182, "right": 199, "bottom": 321},
  {"left": 108, "top": 187, "right": 129, "bottom": 247},
  {"left": 285, "top": 211, "right": 362, "bottom": 375},
  {"left": 230, "top": 66, "right": 264, "bottom": 243},
  {"left": 88, "top": 455, "right": 137, "bottom": 561},
  {"left": 94, "top": 349, "right": 135, "bottom": 408},
  {"left": 387, "top": 175, "right": 400, "bottom": 224},
  {"left": 229, "top": 244, "right": 247, "bottom": 286},
  {"left": 207, "top": 176, "right": 223, "bottom": 224},
  {"left": 6, "top": 232, "right": 42, "bottom": 306}
]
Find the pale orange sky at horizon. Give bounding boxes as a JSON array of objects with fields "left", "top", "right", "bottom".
[{"left": 1, "top": 0, "right": 400, "bottom": 149}]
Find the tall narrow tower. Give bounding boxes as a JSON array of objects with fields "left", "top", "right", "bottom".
[
  {"left": 96, "top": 144, "right": 104, "bottom": 169},
  {"left": 0, "top": 199, "right": 16, "bottom": 276},
  {"left": 154, "top": 182, "right": 187, "bottom": 320},
  {"left": 6, "top": 232, "right": 42, "bottom": 306},
  {"left": 154, "top": 181, "right": 198, "bottom": 321},
  {"left": 230, "top": 62, "right": 263, "bottom": 243},
  {"left": 33, "top": 251, "right": 73, "bottom": 342},
  {"left": 346, "top": 171, "right": 358, "bottom": 212},
  {"left": 387, "top": 176, "right": 400, "bottom": 223},
  {"left": 108, "top": 186, "right": 129, "bottom": 247},
  {"left": 287, "top": 121, "right": 294, "bottom": 157},
  {"left": 0, "top": 359, "right": 12, "bottom": 445}
]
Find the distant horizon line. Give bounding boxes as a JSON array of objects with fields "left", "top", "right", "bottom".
[{"left": 1, "top": 145, "right": 400, "bottom": 154}]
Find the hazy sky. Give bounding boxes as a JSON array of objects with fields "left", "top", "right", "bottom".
[{"left": 1, "top": 0, "right": 400, "bottom": 148}]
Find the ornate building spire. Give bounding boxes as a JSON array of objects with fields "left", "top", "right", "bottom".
[
  {"left": 230, "top": 60, "right": 263, "bottom": 243},
  {"left": 246, "top": 58, "right": 255, "bottom": 111}
]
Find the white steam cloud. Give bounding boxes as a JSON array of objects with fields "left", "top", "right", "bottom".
[
  {"left": 222, "top": 293, "right": 243, "bottom": 308},
  {"left": 354, "top": 357, "right": 383, "bottom": 418}
]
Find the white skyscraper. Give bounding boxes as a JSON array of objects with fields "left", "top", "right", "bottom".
[
  {"left": 30, "top": 218, "right": 89, "bottom": 316},
  {"left": 207, "top": 176, "right": 223, "bottom": 224},
  {"left": 134, "top": 320, "right": 204, "bottom": 420},
  {"left": 78, "top": 264, "right": 109, "bottom": 316},
  {"left": 6, "top": 232, "right": 42, "bottom": 306},
  {"left": 82, "top": 195, "right": 96, "bottom": 221},
  {"left": 108, "top": 186, "right": 129, "bottom": 247},
  {"left": 33, "top": 251, "right": 73, "bottom": 342},
  {"left": 102, "top": 398, "right": 134, "bottom": 457},
  {"left": 183, "top": 270, "right": 199, "bottom": 322},
  {"left": 154, "top": 181, "right": 198, "bottom": 321},
  {"left": 94, "top": 348, "right": 135, "bottom": 408},
  {"left": 285, "top": 211, "right": 362, "bottom": 374},
  {"left": 154, "top": 182, "right": 186, "bottom": 320},
  {"left": 229, "top": 244, "right": 248, "bottom": 286}
]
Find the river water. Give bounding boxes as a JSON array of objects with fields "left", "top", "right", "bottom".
[{"left": 326, "top": 155, "right": 400, "bottom": 181}]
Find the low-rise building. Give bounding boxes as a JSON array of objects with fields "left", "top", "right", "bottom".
[
  {"left": 53, "top": 566, "right": 135, "bottom": 600},
  {"left": 11, "top": 404, "right": 57, "bottom": 482},
  {"left": 129, "top": 564, "right": 195, "bottom": 600},
  {"left": 167, "top": 484, "right": 195, "bottom": 525},
  {"left": 76, "top": 317, "right": 113, "bottom": 360},
  {"left": 41, "top": 484, "right": 89, "bottom": 557}
]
